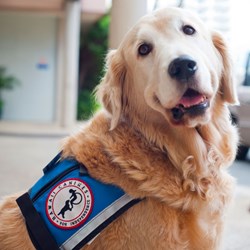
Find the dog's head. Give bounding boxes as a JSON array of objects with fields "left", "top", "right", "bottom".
[{"left": 97, "top": 7, "right": 238, "bottom": 129}]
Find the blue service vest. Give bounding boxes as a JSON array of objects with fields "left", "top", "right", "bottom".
[{"left": 16, "top": 153, "right": 140, "bottom": 250}]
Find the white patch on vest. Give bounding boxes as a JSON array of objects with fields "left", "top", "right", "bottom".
[{"left": 46, "top": 178, "right": 93, "bottom": 229}]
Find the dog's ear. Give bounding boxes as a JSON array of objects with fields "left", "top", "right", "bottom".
[
  {"left": 212, "top": 32, "right": 239, "bottom": 105},
  {"left": 96, "top": 49, "right": 126, "bottom": 130}
]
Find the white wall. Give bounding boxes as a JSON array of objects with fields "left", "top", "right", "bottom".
[{"left": 0, "top": 12, "right": 57, "bottom": 122}]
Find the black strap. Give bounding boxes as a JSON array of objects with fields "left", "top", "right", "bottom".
[
  {"left": 43, "top": 151, "right": 62, "bottom": 174},
  {"left": 16, "top": 192, "right": 59, "bottom": 250}
]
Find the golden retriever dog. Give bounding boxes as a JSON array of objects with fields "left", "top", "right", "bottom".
[{"left": 0, "top": 7, "right": 239, "bottom": 250}]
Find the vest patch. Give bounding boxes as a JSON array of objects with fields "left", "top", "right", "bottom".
[{"left": 46, "top": 178, "right": 93, "bottom": 230}]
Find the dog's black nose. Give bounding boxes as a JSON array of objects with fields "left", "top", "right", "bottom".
[{"left": 168, "top": 56, "right": 197, "bottom": 81}]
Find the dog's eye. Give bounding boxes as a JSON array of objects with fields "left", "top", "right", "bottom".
[
  {"left": 182, "top": 25, "right": 196, "bottom": 35},
  {"left": 138, "top": 43, "right": 152, "bottom": 56}
]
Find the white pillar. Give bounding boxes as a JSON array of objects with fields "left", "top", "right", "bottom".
[
  {"left": 60, "top": 0, "right": 81, "bottom": 127},
  {"left": 109, "top": 0, "right": 147, "bottom": 49}
]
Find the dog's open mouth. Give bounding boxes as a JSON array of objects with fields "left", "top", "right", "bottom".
[{"left": 171, "top": 88, "right": 209, "bottom": 121}]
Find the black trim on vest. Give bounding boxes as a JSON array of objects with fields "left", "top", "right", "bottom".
[{"left": 16, "top": 192, "right": 59, "bottom": 250}]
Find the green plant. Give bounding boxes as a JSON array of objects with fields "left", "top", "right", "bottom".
[
  {"left": 77, "top": 14, "right": 110, "bottom": 120},
  {"left": 0, "top": 67, "right": 19, "bottom": 117},
  {"left": 77, "top": 90, "right": 101, "bottom": 120}
]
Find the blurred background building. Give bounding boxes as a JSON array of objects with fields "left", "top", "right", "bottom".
[
  {"left": 0, "top": 0, "right": 105, "bottom": 127},
  {"left": 0, "top": 0, "right": 249, "bottom": 131}
]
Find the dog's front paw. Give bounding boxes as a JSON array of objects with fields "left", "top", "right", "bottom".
[{"left": 181, "top": 156, "right": 212, "bottom": 200}]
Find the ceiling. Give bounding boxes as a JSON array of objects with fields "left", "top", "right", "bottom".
[{"left": 0, "top": 0, "right": 64, "bottom": 12}]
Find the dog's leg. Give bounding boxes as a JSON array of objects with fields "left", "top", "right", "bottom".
[{"left": 0, "top": 194, "right": 34, "bottom": 250}]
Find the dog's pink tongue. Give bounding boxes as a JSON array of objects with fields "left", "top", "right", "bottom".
[{"left": 179, "top": 90, "right": 204, "bottom": 108}]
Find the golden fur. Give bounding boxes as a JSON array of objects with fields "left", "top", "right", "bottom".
[{"left": 0, "top": 7, "right": 238, "bottom": 250}]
